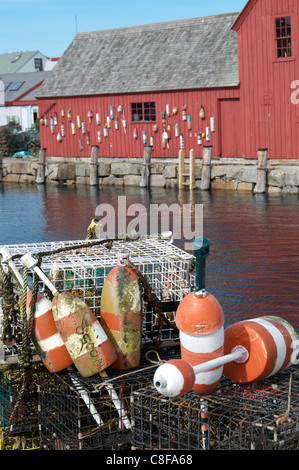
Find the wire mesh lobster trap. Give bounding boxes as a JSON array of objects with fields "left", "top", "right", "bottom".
[
  {"left": 38, "top": 347, "right": 180, "bottom": 450},
  {"left": 0, "top": 236, "right": 194, "bottom": 364},
  {"left": 131, "top": 365, "right": 299, "bottom": 451}
]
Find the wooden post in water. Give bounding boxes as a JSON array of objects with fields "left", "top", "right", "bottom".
[
  {"left": 254, "top": 148, "right": 268, "bottom": 194},
  {"left": 189, "top": 149, "right": 196, "bottom": 190},
  {"left": 178, "top": 149, "right": 185, "bottom": 190},
  {"left": 89, "top": 145, "right": 99, "bottom": 186},
  {"left": 140, "top": 145, "right": 152, "bottom": 188},
  {"left": 0, "top": 150, "right": 3, "bottom": 182},
  {"left": 200, "top": 145, "right": 212, "bottom": 191},
  {"left": 36, "top": 148, "right": 46, "bottom": 184}
]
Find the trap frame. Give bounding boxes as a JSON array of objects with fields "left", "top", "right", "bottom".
[
  {"left": 131, "top": 365, "right": 299, "bottom": 451},
  {"left": 0, "top": 236, "right": 194, "bottom": 364}
]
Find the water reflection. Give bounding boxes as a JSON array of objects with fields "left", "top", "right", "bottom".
[{"left": 0, "top": 182, "right": 298, "bottom": 329}]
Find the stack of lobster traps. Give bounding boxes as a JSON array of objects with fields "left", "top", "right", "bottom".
[
  {"left": 0, "top": 235, "right": 298, "bottom": 451},
  {"left": 0, "top": 235, "right": 193, "bottom": 450}
]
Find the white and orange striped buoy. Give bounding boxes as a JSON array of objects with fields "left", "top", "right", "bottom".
[
  {"left": 52, "top": 292, "right": 117, "bottom": 377},
  {"left": 26, "top": 291, "right": 73, "bottom": 373},
  {"left": 175, "top": 289, "right": 225, "bottom": 395},
  {"left": 154, "top": 359, "right": 195, "bottom": 397},
  {"left": 223, "top": 316, "right": 299, "bottom": 383}
]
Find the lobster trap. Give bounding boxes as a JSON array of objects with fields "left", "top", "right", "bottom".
[
  {"left": 131, "top": 365, "right": 299, "bottom": 451},
  {"left": 38, "top": 347, "right": 180, "bottom": 450},
  {"left": 0, "top": 236, "right": 194, "bottom": 365}
]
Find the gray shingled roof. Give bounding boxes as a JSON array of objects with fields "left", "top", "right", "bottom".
[
  {"left": 0, "top": 71, "right": 49, "bottom": 102},
  {"left": 37, "top": 13, "right": 239, "bottom": 98}
]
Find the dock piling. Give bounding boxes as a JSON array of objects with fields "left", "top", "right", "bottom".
[
  {"left": 36, "top": 148, "right": 46, "bottom": 184},
  {"left": 89, "top": 145, "right": 99, "bottom": 186}
]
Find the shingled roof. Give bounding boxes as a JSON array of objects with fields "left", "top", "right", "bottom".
[{"left": 36, "top": 12, "right": 239, "bottom": 98}]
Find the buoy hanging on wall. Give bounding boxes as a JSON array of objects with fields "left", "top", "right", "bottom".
[
  {"left": 175, "top": 123, "right": 179, "bottom": 137},
  {"left": 199, "top": 106, "right": 205, "bottom": 119},
  {"left": 100, "top": 253, "right": 142, "bottom": 370},
  {"left": 67, "top": 110, "right": 71, "bottom": 121},
  {"left": 133, "top": 127, "right": 138, "bottom": 139},
  {"left": 77, "top": 115, "right": 81, "bottom": 128},
  {"left": 110, "top": 106, "right": 114, "bottom": 120},
  {"left": 50, "top": 117, "right": 54, "bottom": 134},
  {"left": 143, "top": 130, "right": 147, "bottom": 144},
  {"left": 61, "top": 123, "right": 65, "bottom": 137},
  {"left": 210, "top": 117, "right": 215, "bottom": 132},
  {"left": 182, "top": 105, "right": 187, "bottom": 121},
  {"left": 71, "top": 122, "right": 76, "bottom": 135},
  {"left": 88, "top": 110, "right": 93, "bottom": 123},
  {"left": 97, "top": 131, "right": 102, "bottom": 143},
  {"left": 103, "top": 125, "right": 108, "bottom": 137},
  {"left": 82, "top": 122, "right": 86, "bottom": 134},
  {"left": 96, "top": 113, "right": 101, "bottom": 125}
]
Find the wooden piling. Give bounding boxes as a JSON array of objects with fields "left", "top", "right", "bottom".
[
  {"left": 254, "top": 148, "right": 268, "bottom": 194},
  {"left": 189, "top": 149, "right": 196, "bottom": 190},
  {"left": 178, "top": 149, "right": 185, "bottom": 190},
  {"left": 140, "top": 145, "right": 152, "bottom": 188},
  {"left": 36, "top": 148, "right": 46, "bottom": 184},
  {"left": 200, "top": 145, "right": 212, "bottom": 191},
  {"left": 89, "top": 145, "right": 99, "bottom": 186},
  {"left": 0, "top": 150, "right": 3, "bottom": 182}
]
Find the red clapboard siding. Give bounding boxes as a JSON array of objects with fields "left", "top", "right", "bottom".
[
  {"left": 235, "top": 0, "right": 299, "bottom": 158},
  {"left": 38, "top": 87, "right": 240, "bottom": 159}
]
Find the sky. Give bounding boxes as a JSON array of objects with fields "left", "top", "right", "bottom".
[{"left": 0, "top": 0, "right": 246, "bottom": 59}]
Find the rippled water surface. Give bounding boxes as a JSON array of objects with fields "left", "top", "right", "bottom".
[{"left": 0, "top": 182, "right": 298, "bottom": 330}]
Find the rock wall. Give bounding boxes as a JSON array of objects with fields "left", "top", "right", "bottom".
[{"left": 1, "top": 157, "right": 299, "bottom": 195}]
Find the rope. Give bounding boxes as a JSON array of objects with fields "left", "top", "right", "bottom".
[
  {"left": 1, "top": 262, "right": 39, "bottom": 451},
  {"left": 0, "top": 263, "right": 15, "bottom": 343},
  {"left": 93, "top": 350, "right": 164, "bottom": 392}
]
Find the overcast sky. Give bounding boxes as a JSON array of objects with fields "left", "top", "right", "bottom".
[{"left": 0, "top": 0, "right": 246, "bottom": 58}]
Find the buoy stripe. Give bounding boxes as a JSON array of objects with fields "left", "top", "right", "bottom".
[
  {"left": 180, "top": 328, "right": 224, "bottom": 354},
  {"left": 248, "top": 318, "right": 286, "bottom": 376},
  {"left": 38, "top": 332, "right": 65, "bottom": 352},
  {"left": 194, "top": 366, "right": 223, "bottom": 386},
  {"left": 257, "top": 317, "right": 296, "bottom": 373}
]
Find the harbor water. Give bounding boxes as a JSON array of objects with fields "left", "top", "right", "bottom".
[{"left": 0, "top": 182, "right": 298, "bottom": 330}]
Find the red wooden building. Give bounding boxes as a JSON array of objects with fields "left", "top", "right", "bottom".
[{"left": 36, "top": 0, "right": 299, "bottom": 160}]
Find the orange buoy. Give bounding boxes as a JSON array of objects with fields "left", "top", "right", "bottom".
[
  {"left": 223, "top": 316, "right": 299, "bottom": 383},
  {"left": 154, "top": 359, "right": 195, "bottom": 397},
  {"left": 26, "top": 291, "right": 73, "bottom": 372},
  {"left": 175, "top": 289, "right": 225, "bottom": 395},
  {"left": 52, "top": 292, "right": 117, "bottom": 377},
  {"left": 100, "top": 253, "right": 142, "bottom": 370}
]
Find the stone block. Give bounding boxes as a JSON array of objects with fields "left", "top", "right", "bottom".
[
  {"left": 211, "top": 165, "right": 227, "bottom": 179},
  {"left": 163, "top": 165, "right": 176, "bottom": 179},
  {"left": 98, "top": 162, "right": 110, "bottom": 177},
  {"left": 284, "top": 169, "right": 299, "bottom": 187},
  {"left": 123, "top": 174, "right": 141, "bottom": 186},
  {"left": 111, "top": 162, "right": 141, "bottom": 175},
  {"left": 150, "top": 174, "right": 166, "bottom": 187},
  {"left": 212, "top": 179, "right": 235, "bottom": 191},
  {"left": 241, "top": 166, "right": 257, "bottom": 183},
  {"left": 76, "top": 164, "right": 90, "bottom": 177},
  {"left": 282, "top": 185, "right": 299, "bottom": 194},
  {"left": 19, "top": 174, "right": 35, "bottom": 184},
  {"left": 100, "top": 175, "right": 123, "bottom": 186},
  {"left": 237, "top": 182, "right": 254, "bottom": 192},
  {"left": 3, "top": 174, "right": 20, "bottom": 183},
  {"left": 268, "top": 169, "right": 285, "bottom": 187},
  {"left": 57, "top": 163, "right": 76, "bottom": 181},
  {"left": 151, "top": 163, "right": 166, "bottom": 174},
  {"left": 226, "top": 166, "right": 243, "bottom": 180},
  {"left": 76, "top": 176, "right": 89, "bottom": 185},
  {"left": 267, "top": 186, "right": 282, "bottom": 195}
]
